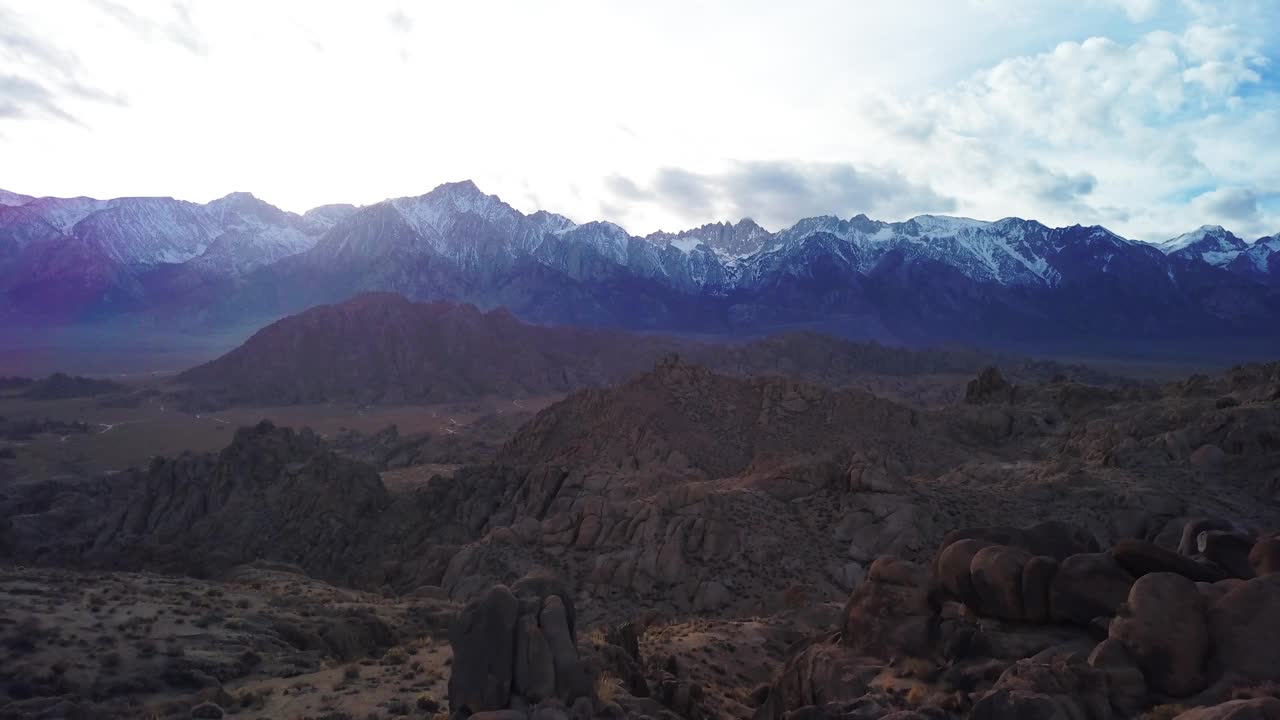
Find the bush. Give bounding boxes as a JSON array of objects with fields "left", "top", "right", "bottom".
[{"left": 380, "top": 647, "right": 408, "bottom": 666}]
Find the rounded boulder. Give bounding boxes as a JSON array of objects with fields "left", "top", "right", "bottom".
[
  {"left": 969, "top": 545, "right": 1032, "bottom": 620},
  {"left": 1109, "top": 572, "right": 1209, "bottom": 697},
  {"left": 1050, "top": 552, "right": 1135, "bottom": 626}
]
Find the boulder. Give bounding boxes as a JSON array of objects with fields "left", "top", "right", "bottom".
[
  {"left": 935, "top": 538, "right": 994, "bottom": 606},
  {"left": 1050, "top": 553, "right": 1135, "bottom": 626},
  {"left": 190, "top": 703, "right": 225, "bottom": 720},
  {"left": 1200, "top": 531, "right": 1257, "bottom": 579},
  {"left": 969, "top": 545, "right": 1032, "bottom": 620},
  {"left": 1178, "top": 519, "right": 1237, "bottom": 556},
  {"left": 939, "top": 521, "right": 1097, "bottom": 563},
  {"left": 1172, "top": 698, "right": 1280, "bottom": 720},
  {"left": 693, "top": 580, "right": 732, "bottom": 612},
  {"left": 1023, "top": 521, "right": 1102, "bottom": 560},
  {"left": 1112, "top": 539, "right": 1227, "bottom": 583},
  {"left": 1249, "top": 536, "right": 1280, "bottom": 577},
  {"left": 840, "top": 556, "right": 936, "bottom": 658},
  {"left": 1190, "top": 444, "right": 1226, "bottom": 470},
  {"left": 449, "top": 578, "right": 593, "bottom": 715},
  {"left": 514, "top": 615, "right": 556, "bottom": 702},
  {"left": 1021, "top": 556, "right": 1058, "bottom": 623},
  {"left": 969, "top": 659, "right": 1112, "bottom": 720},
  {"left": 1208, "top": 574, "right": 1280, "bottom": 680},
  {"left": 540, "top": 595, "right": 592, "bottom": 703},
  {"left": 1087, "top": 638, "right": 1147, "bottom": 716},
  {"left": 449, "top": 584, "right": 521, "bottom": 713},
  {"left": 1108, "top": 572, "right": 1209, "bottom": 697}
]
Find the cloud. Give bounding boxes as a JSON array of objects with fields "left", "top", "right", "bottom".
[
  {"left": 1024, "top": 162, "right": 1097, "bottom": 203},
  {"left": 387, "top": 8, "right": 413, "bottom": 33},
  {"left": 652, "top": 168, "right": 717, "bottom": 218},
  {"left": 1108, "top": 0, "right": 1162, "bottom": 22},
  {"left": 1191, "top": 187, "right": 1262, "bottom": 221},
  {"left": 0, "top": 6, "right": 127, "bottom": 126},
  {"left": 603, "top": 174, "right": 647, "bottom": 201},
  {"left": 89, "top": 0, "right": 208, "bottom": 55},
  {"left": 606, "top": 162, "right": 956, "bottom": 229},
  {"left": 0, "top": 75, "right": 82, "bottom": 125}
]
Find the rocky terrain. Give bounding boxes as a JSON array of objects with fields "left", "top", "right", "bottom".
[
  {"left": 8, "top": 374, "right": 126, "bottom": 402},
  {"left": 2, "top": 355, "right": 1279, "bottom": 718}
]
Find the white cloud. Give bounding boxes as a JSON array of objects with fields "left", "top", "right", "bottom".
[{"left": 857, "top": 13, "right": 1277, "bottom": 240}]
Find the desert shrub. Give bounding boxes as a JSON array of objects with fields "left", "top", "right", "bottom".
[
  {"left": 380, "top": 647, "right": 408, "bottom": 666},
  {"left": 596, "top": 671, "right": 623, "bottom": 704}
]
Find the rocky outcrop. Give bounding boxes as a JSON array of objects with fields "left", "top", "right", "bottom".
[
  {"left": 448, "top": 575, "right": 593, "bottom": 716},
  {"left": 965, "top": 367, "right": 1015, "bottom": 405},
  {"left": 0, "top": 421, "right": 393, "bottom": 586},
  {"left": 758, "top": 517, "right": 1280, "bottom": 720}
]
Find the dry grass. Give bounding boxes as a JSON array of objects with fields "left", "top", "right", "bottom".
[
  {"left": 1139, "top": 704, "right": 1188, "bottom": 720},
  {"left": 585, "top": 626, "right": 608, "bottom": 647},
  {"left": 596, "top": 671, "right": 623, "bottom": 704}
]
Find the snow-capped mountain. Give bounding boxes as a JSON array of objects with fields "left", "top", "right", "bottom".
[
  {"left": 2, "top": 179, "right": 1278, "bottom": 351},
  {"left": 0, "top": 190, "right": 336, "bottom": 323},
  {"left": 1, "top": 191, "right": 327, "bottom": 279},
  {"left": 1158, "top": 225, "right": 1250, "bottom": 266}
]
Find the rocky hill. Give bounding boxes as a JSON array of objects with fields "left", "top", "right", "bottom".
[
  {"left": 173, "top": 293, "right": 1127, "bottom": 410},
  {"left": 174, "top": 292, "right": 686, "bottom": 407}
]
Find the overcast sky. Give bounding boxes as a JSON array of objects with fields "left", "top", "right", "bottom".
[{"left": 1, "top": 0, "right": 1277, "bottom": 240}]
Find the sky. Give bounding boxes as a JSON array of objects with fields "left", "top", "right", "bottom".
[{"left": 1, "top": 0, "right": 1277, "bottom": 242}]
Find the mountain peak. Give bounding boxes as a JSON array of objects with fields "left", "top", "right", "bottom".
[
  {"left": 216, "top": 191, "right": 258, "bottom": 203},
  {"left": 430, "top": 179, "right": 483, "bottom": 197}
]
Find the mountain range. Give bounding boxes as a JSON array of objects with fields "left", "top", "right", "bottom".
[{"left": 2, "top": 181, "right": 1278, "bottom": 356}]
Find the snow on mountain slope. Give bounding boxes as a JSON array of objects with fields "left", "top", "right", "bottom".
[
  {"left": 192, "top": 192, "right": 321, "bottom": 274},
  {"left": 303, "top": 203, "right": 360, "bottom": 229},
  {"left": 1227, "top": 234, "right": 1280, "bottom": 278},
  {"left": 645, "top": 218, "right": 773, "bottom": 257},
  {"left": 0, "top": 189, "right": 34, "bottom": 207},
  {"left": 21, "top": 196, "right": 115, "bottom": 232},
  {"left": 1158, "top": 225, "right": 1248, "bottom": 266},
  {"left": 72, "top": 197, "right": 221, "bottom": 265}
]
